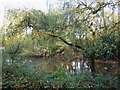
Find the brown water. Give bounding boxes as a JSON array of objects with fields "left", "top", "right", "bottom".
[{"left": 5, "top": 56, "right": 118, "bottom": 75}]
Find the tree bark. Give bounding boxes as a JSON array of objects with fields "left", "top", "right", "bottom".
[
  {"left": 117, "top": 1, "right": 120, "bottom": 88},
  {"left": 90, "top": 54, "right": 95, "bottom": 76},
  {"left": 117, "top": 41, "right": 120, "bottom": 89}
]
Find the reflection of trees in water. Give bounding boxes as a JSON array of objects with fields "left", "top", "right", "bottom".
[
  {"left": 65, "top": 58, "right": 118, "bottom": 75},
  {"left": 66, "top": 59, "right": 91, "bottom": 75},
  {"left": 4, "top": 57, "right": 118, "bottom": 75}
]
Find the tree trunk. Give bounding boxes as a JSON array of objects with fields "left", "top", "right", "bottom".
[
  {"left": 117, "top": 41, "right": 120, "bottom": 89},
  {"left": 118, "top": 62, "right": 120, "bottom": 89},
  {"left": 90, "top": 55, "right": 95, "bottom": 76}
]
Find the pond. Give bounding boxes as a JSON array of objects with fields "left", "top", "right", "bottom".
[{"left": 4, "top": 55, "right": 118, "bottom": 75}]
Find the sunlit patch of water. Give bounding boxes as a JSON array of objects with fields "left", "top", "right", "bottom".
[{"left": 65, "top": 59, "right": 91, "bottom": 75}]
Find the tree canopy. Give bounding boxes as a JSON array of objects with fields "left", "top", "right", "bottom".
[{"left": 1, "top": 0, "right": 120, "bottom": 72}]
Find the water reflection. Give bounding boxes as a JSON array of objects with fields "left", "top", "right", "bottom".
[
  {"left": 4, "top": 57, "right": 118, "bottom": 75},
  {"left": 66, "top": 59, "right": 91, "bottom": 75}
]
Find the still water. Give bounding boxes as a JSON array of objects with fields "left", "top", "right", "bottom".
[{"left": 4, "top": 56, "right": 118, "bottom": 75}]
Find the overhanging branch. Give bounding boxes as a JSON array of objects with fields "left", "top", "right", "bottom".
[{"left": 48, "top": 34, "right": 83, "bottom": 50}]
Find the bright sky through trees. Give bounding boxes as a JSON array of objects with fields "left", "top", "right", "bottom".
[
  {"left": 0, "top": 0, "right": 57, "bottom": 28},
  {"left": 0, "top": 0, "right": 118, "bottom": 28}
]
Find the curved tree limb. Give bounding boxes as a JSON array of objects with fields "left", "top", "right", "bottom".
[{"left": 48, "top": 34, "right": 83, "bottom": 50}]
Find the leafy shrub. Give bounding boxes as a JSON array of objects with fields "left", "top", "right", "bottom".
[{"left": 3, "top": 59, "right": 118, "bottom": 89}]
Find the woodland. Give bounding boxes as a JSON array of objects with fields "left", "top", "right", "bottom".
[{"left": 1, "top": 0, "right": 120, "bottom": 89}]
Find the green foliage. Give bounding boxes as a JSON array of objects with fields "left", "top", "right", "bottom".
[
  {"left": 3, "top": 59, "right": 118, "bottom": 88},
  {"left": 83, "top": 35, "right": 117, "bottom": 60},
  {"left": 2, "top": 1, "right": 119, "bottom": 89},
  {"left": 2, "top": 4, "right": 118, "bottom": 59},
  {"left": 3, "top": 36, "right": 23, "bottom": 59},
  {"left": 3, "top": 58, "right": 41, "bottom": 88}
]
